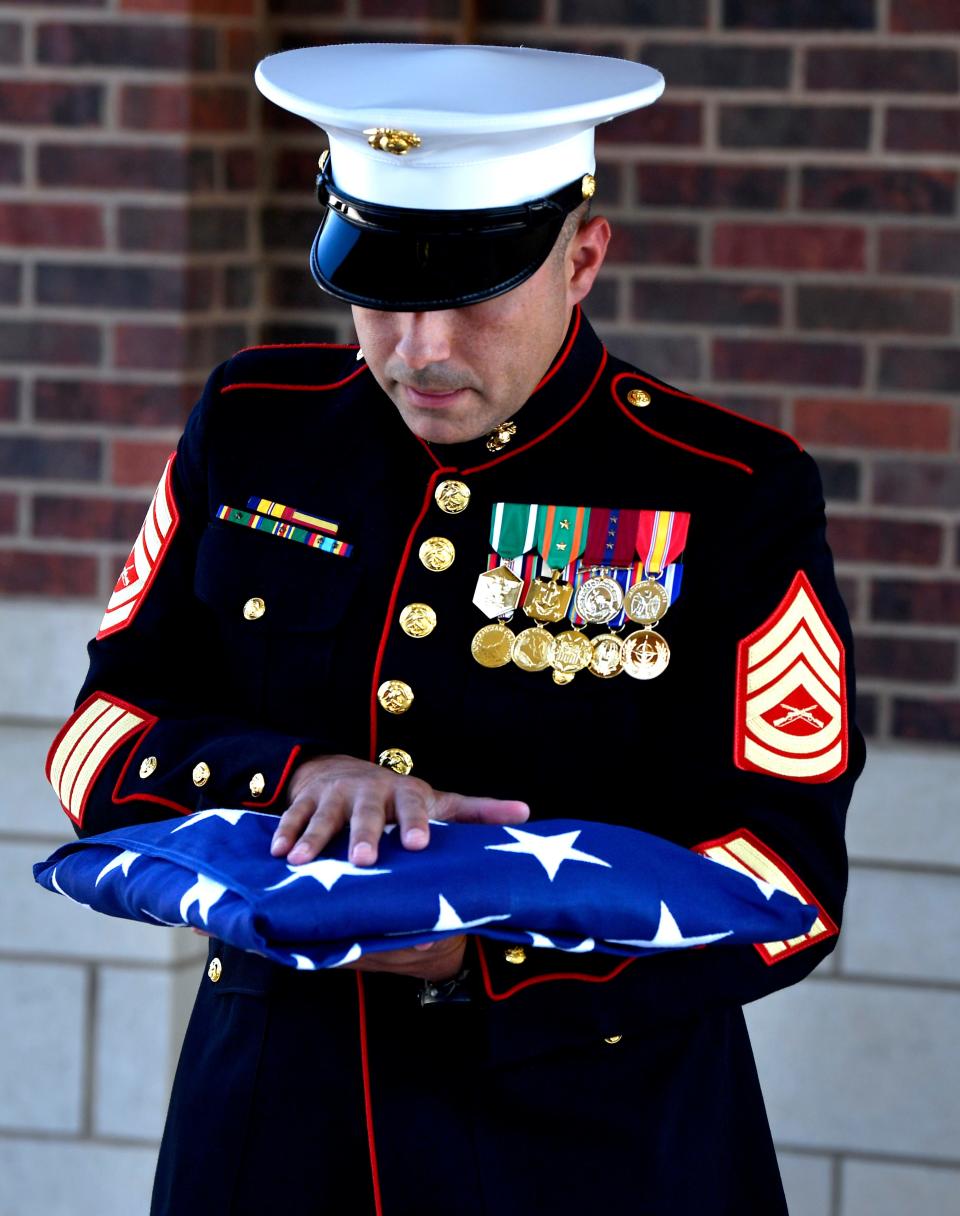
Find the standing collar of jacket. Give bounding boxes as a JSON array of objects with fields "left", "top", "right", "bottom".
[{"left": 410, "top": 304, "right": 608, "bottom": 477}]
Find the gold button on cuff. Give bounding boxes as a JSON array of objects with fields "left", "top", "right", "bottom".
[
  {"left": 435, "top": 479, "right": 471, "bottom": 515},
  {"left": 604, "top": 1034, "right": 623, "bottom": 1045},
  {"left": 378, "top": 747, "right": 413, "bottom": 776},
  {"left": 399, "top": 602, "right": 437, "bottom": 638},
  {"left": 504, "top": 946, "right": 527, "bottom": 965},
  {"left": 627, "top": 388, "right": 652, "bottom": 408},
  {"left": 192, "top": 761, "right": 211, "bottom": 788},
  {"left": 581, "top": 172, "right": 596, "bottom": 199},
  {"left": 249, "top": 772, "right": 266, "bottom": 799},
  {"left": 419, "top": 537, "right": 455, "bottom": 572},
  {"left": 378, "top": 679, "right": 414, "bottom": 714},
  {"left": 243, "top": 596, "right": 266, "bottom": 621},
  {"left": 207, "top": 957, "right": 222, "bottom": 983},
  {"left": 139, "top": 755, "right": 158, "bottom": 779}
]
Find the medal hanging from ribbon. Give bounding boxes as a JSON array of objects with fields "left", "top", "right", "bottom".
[
  {"left": 471, "top": 502, "right": 690, "bottom": 686},
  {"left": 617, "top": 509, "right": 691, "bottom": 681},
  {"left": 471, "top": 504, "right": 540, "bottom": 670}
]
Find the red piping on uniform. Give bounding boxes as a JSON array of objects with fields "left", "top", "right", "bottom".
[
  {"left": 463, "top": 348, "right": 608, "bottom": 476},
  {"left": 414, "top": 306, "right": 591, "bottom": 474},
  {"left": 530, "top": 304, "right": 581, "bottom": 395},
  {"left": 221, "top": 365, "right": 369, "bottom": 395},
  {"left": 615, "top": 368, "right": 803, "bottom": 451},
  {"left": 692, "top": 828, "right": 838, "bottom": 965},
  {"left": 236, "top": 340, "right": 361, "bottom": 353},
  {"left": 611, "top": 373, "right": 755, "bottom": 475},
  {"left": 368, "top": 469, "right": 456, "bottom": 760},
  {"left": 241, "top": 743, "right": 302, "bottom": 809},
  {"left": 356, "top": 974, "right": 385, "bottom": 1216},
  {"left": 475, "top": 939, "right": 638, "bottom": 1000}
]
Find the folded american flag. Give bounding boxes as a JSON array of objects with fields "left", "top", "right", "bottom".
[{"left": 33, "top": 811, "right": 817, "bottom": 971}]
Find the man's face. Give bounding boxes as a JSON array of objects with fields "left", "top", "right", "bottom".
[{"left": 352, "top": 247, "right": 573, "bottom": 446}]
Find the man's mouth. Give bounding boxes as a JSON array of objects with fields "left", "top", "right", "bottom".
[{"left": 401, "top": 385, "right": 469, "bottom": 409}]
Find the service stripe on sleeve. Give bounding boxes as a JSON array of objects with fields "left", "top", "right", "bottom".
[
  {"left": 46, "top": 693, "right": 155, "bottom": 826},
  {"left": 97, "top": 453, "right": 180, "bottom": 640},
  {"left": 694, "top": 829, "right": 838, "bottom": 965}
]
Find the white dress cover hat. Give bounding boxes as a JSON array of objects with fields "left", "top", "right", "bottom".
[{"left": 256, "top": 43, "right": 665, "bottom": 309}]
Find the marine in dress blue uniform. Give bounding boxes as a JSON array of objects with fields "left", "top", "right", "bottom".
[{"left": 46, "top": 44, "right": 865, "bottom": 1216}]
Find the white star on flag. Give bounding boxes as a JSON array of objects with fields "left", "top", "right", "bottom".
[
  {"left": 179, "top": 873, "right": 228, "bottom": 925},
  {"left": 608, "top": 901, "right": 732, "bottom": 949},
  {"left": 265, "top": 858, "right": 391, "bottom": 893},
  {"left": 332, "top": 943, "right": 363, "bottom": 967},
  {"left": 50, "top": 867, "right": 91, "bottom": 909},
  {"left": 486, "top": 827, "right": 611, "bottom": 882},
  {"left": 291, "top": 954, "right": 316, "bottom": 971},
  {"left": 528, "top": 932, "right": 596, "bottom": 953},
  {"left": 172, "top": 809, "right": 249, "bottom": 833},
  {"left": 95, "top": 849, "right": 140, "bottom": 886},
  {"left": 388, "top": 894, "right": 512, "bottom": 938}
]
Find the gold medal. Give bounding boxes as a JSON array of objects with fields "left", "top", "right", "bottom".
[
  {"left": 435, "top": 480, "right": 470, "bottom": 514},
  {"left": 472, "top": 564, "right": 523, "bottom": 618},
  {"left": 574, "top": 574, "right": 624, "bottom": 625},
  {"left": 522, "top": 571, "right": 573, "bottom": 623},
  {"left": 589, "top": 633, "right": 625, "bottom": 679},
  {"left": 624, "top": 578, "right": 669, "bottom": 625},
  {"left": 512, "top": 626, "right": 555, "bottom": 672},
  {"left": 419, "top": 536, "right": 455, "bottom": 571},
  {"left": 551, "top": 629, "right": 594, "bottom": 675},
  {"left": 399, "top": 602, "right": 436, "bottom": 638},
  {"left": 471, "top": 622, "right": 515, "bottom": 668},
  {"left": 622, "top": 629, "right": 671, "bottom": 680}
]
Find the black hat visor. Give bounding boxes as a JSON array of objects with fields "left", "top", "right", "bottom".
[{"left": 310, "top": 172, "right": 586, "bottom": 311}]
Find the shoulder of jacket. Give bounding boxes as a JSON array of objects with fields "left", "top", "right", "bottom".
[
  {"left": 219, "top": 340, "right": 368, "bottom": 396},
  {"left": 605, "top": 353, "right": 804, "bottom": 477}
]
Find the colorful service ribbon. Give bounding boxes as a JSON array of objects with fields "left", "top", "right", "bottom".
[
  {"left": 636, "top": 510, "right": 690, "bottom": 576},
  {"left": 217, "top": 505, "right": 353, "bottom": 557},
  {"left": 246, "top": 496, "right": 340, "bottom": 537}
]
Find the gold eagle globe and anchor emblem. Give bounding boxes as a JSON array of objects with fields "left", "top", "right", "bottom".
[{"left": 364, "top": 127, "right": 423, "bottom": 155}]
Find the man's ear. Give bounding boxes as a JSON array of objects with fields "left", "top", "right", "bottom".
[{"left": 566, "top": 215, "right": 611, "bottom": 308}]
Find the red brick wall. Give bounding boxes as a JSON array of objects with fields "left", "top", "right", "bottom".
[{"left": 3, "top": 0, "right": 959, "bottom": 745}]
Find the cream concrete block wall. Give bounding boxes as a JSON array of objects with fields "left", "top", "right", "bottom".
[{"left": 2, "top": 601, "right": 959, "bottom": 1216}]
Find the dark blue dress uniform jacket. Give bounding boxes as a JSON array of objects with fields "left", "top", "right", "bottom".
[{"left": 50, "top": 308, "right": 865, "bottom": 1215}]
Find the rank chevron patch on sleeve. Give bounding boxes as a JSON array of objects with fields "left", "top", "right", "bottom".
[
  {"left": 97, "top": 453, "right": 179, "bottom": 640},
  {"left": 734, "top": 570, "right": 848, "bottom": 783}
]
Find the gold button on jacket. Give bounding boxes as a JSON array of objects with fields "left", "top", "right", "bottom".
[
  {"left": 139, "top": 755, "right": 158, "bottom": 779},
  {"left": 207, "top": 957, "right": 222, "bottom": 983},
  {"left": 377, "top": 747, "right": 413, "bottom": 775},
  {"left": 418, "top": 537, "right": 455, "bottom": 572},
  {"left": 435, "top": 479, "right": 471, "bottom": 514},
  {"left": 249, "top": 772, "right": 266, "bottom": 798},
  {"left": 243, "top": 596, "right": 266, "bottom": 620},
  {"left": 504, "top": 946, "right": 527, "bottom": 965},
  {"left": 192, "top": 761, "right": 211, "bottom": 788},
  {"left": 399, "top": 602, "right": 437, "bottom": 638},
  {"left": 377, "top": 679, "right": 414, "bottom": 714},
  {"left": 627, "top": 387, "right": 652, "bottom": 408}
]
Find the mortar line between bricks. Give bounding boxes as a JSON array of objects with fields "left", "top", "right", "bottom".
[
  {"left": 811, "top": 970, "right": 960, "bottom": 993},
  {"left": 0, "top": 949, "right": 206, "bottom": 972},
  {"left": 829, "top": 1152, "right": 842, "bottom": 1216},
  {"left": 0, "top": 1127, "right": 160, "bottom": 1149},
  {"left": 849, "top": 857, "right": 960, "bottom": 879},
  {"left": 775, "top": 1143, "right": 960, "bottom": 1172},
  {"left": 81, "top": 961, "right": 95, "bottom": 1138}
]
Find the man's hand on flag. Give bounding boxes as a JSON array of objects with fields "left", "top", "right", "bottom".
[{"left": 271, "top": 754, "right": 529, "bottom": 867}]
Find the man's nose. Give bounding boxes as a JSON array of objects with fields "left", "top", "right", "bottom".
[{"left": 394, "top": 311, "right": 454, "bottom": 369}]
